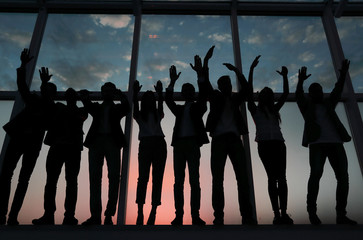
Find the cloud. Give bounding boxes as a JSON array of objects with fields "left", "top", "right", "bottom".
[
  {"left": 123, "top": 54, "right": 131, "bottom": 61},
  {"left": 142, "top": 19, "right": 164, "bottom": 33},
  {"left": 298, "top": 51, "right": 316, "bottom": 62},
  {"left": 173, "top": 60, "right": 189, "bottom": 69},
  {"left": 208, "top": 33, "right": 232, "bottom": 43},
  {"left": 302, "top": 24, "right": 325, "bottom": 44},
  {"left": 44, "top": 59, "right": 117, "bottom": 90},
  {"left": 245, "top": 31, "right": 264, "bottom": 45},
  {"left": 0, "top": 31, "right": 32, "bottom": 48},
  {"left": 91, "top": 15, "right": 132, "bottom": 29}
]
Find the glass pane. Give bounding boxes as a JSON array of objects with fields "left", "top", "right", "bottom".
[
  {"left": 238, "top": 16, "right": 336, "bottom": 93},
  {"left": 137, "top": 15, "right": 235, "bottom": 92},
  {"left": 249, "top": 103, "right": 363, "bottom": 224},
  {"left": 33, "top": 14, "right": 134, "bottom": 91},
  {"left": 0, "top": 13, "right": 37, "bottom": 91},
  {"left": 335, "top": 17, "right": 363, "bottom": 93},
  {"left": 0, "top": 101, "right": 14, "bottom": 146}
]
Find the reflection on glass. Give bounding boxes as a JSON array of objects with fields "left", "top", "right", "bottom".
[
  {"left": 0, "top": 13, "right": 37, "bottom": 91},
  {"left": 0, "top": 101, "right": 14, "bottom": 145},
  {"left": 335, "top": 17, "right": 363, "bottom": 93},
  {"left": 138, "top": 15, "right": 235, "bottom": 92},
  {"left": 249, "top": 103, "right": 363, "bottom": 224},
  {"left": 238, "top": 16, "right": 336, "bottom": 93},
  {"left": 33, "top": 14, "right": 134, "bottom": 91}
]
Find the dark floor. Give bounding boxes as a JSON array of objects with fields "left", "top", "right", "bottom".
[{"left": 1, "top": 225, "right": 363, "bottom": 240}]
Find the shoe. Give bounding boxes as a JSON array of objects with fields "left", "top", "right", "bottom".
[
  {"left": 136, "top": 213, "right": 143, "bottom": 225},
  {"left": 7, "top": 217, "right": 19, "bottom": 226},
  {"left": 280, "top": 214, "right": 294, "bottom": 225},
  {"left": 242, "top": 217, "right": 258, "bottom": 225},
  {"left": 171, "top": 215, "right": 183, "bottom": 226},
  {"left": 336, "top": 216, "right": 357, "bottom": 225},
  {"left": 192, "top": 216, "right": 206, "bottom": 226},
  {"left": 147, "top": 213, "right": 155, "bottom": 225},
  {"left": 213, "top": 218, "right": 224, "bottom": 226},
  {"left": 309, "top": 213, "right": 322, "bottom": 225},
  {"left": 32, "top": 215, "right": 55, "bottom": 225},
  {"left": 82, "top": 217, "right": 101, "bottom": 226},
  {"left": 104, "top": 216, "right": 113, "bottom": 225},
  {"left": 273, "top": 216, "right": 281, "bottom": 225},
  {"left": 62, "top": 216, "right": 78, "bottom": 225}
]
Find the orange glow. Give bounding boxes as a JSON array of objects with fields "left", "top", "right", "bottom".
[{"left": 148, "top": 34, "right": 159, "bottom": 39}]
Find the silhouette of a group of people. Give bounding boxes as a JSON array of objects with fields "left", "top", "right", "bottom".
[{"left": 0, "top": 47, "right": 357, "bottom": 226}]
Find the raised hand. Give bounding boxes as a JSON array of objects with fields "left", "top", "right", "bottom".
[
  {"left": 340, "top": 59, "right": 350, "bottom": 74},
  {"left": 39, "top": 67, "right": 53, "bottom": 83},
  {"left": 154, "top": 80, "right": 163, "bottom": 94},
  {"left": 203, "top": 45, "right": 215, "bottom": 67},
  {"left": 190, "top": 55, "right": 203, "bottom": 73},
  {"left": 169, "top": 65, "right": 181, "bottom": 84},
  {"left": 251, "top": 55, "right": 261, "bottom": 69},
  {"left": 276, "top": 66, "right": 288, "bottom": 76},
  {"left": 133, "top": 80, "right": 142, "bottom": 93},
  {"left": 298, "top": 66, "right": 311, "bottom": 82},
  {"left": 223, "top": 63, "right": 238, "bottom": 72},
  {"left": 20, "top": 48, "right": 34, "bottom": 67}
]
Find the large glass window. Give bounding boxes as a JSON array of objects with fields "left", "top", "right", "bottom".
[
  {"left": 33, "top": 14, "right": 134, "bottom": 92},
  {"left": 335, "top": 17, "right": 363, "bottom": 93},
  {"left": 238, "top": 16, "right": 336, "bottom": 93},
  {"left": 137, "top": 15, "right": 235, "bottom": 92},
  {"left": 0, "top": 13, "right": 37, "bottom": 91}
]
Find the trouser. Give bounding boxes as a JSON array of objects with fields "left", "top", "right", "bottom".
[
  {"left": 173, "top": 137, "right": 201, "bottom": 217},
  {"left": 307, "top": 143, "right": 349, "bottom": 217},
  {"left": 211, "top": 133, "right": 253, "bottom": 220},
  {"left": 136, "top": 137, "right": 167, "bottom": 206},
  {"left": 43, "top": 144, "right": 81, "bottom": 218},
  {"left": 257, "top": 140, "right": 288, "bottom": 214},
  {"left": 88, "top": 136, "right": 121, "bottom": 219},
  {"left": 0, "top": 136, "right": 42, "bottom": 220}
]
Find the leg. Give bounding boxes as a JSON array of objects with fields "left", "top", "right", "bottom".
[
  {"left": 8, "top": 144, "right": 40, "bottom": 223},
  {"left": 104, "top": 141, "right": 121, "bottom": 222},
  {"left": 63, "top": 146, "right": 81, "bottom": 222},
  {"left": 211, "top": 136, "right": 228, "bottom": 224},
  {"left": 88, "top": 146, "right": 104, "bottom": 221},
  {"left": 172, "top": 142, "right": 187, "bottom": 225},
  {"left": 227, "top": 136, "right": 255, "bottom": 224},
  {"left": 0, "top": 139, "right": 23, "bottom": 223}
]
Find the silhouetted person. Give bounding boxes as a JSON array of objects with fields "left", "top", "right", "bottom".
[
  {"left": 79, "top": 82, "right": 130, "bottom": 225},
  {"left": 296, "top": 60, "right": 357, "bottom": 225},
  {"left": 32, "top": 88, "right": 88, "bottom": 225},
  {"left": 0, "top": 49, "right": 56, "bottom": 225},
  {"left": 227, "top": 56, "right": 293, "bottom": 225},
  {"left": 165, "top": 47, "right": 212, "bottom": 225},
  {"left": 133, "top": 80, "right": 167, "bottom": 225},
  {"left": 204, "top": 49, "right": 256, "bottom": 226}
]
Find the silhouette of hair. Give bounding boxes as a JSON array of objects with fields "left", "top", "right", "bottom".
[
  {"left": 42, "top": 82, "right": 57, "bottom": 97},
  {"left": 308, "top": 82, "right": 323, "bottom": 93},
  {"left": 217, "top": 75, "right": 232, "bottom": 94},
  {"left": 181, "top": 83, "right": 195, "bottom": 94},
  {"left": 140, "top": 90, "right": 157, "bottom": 121},
  {"left": 101, "top": 82, "right": 116, "bottom": 91},
  {"left": 217, "top": 75, "right": 231, "bottom": 86},
  {"left": 258, "top": 87, "right": 281, "bottom": 123}
]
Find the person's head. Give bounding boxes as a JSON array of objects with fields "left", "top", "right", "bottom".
[
  {"left": 42, "top": 82, "right": 57, "bottom": 100},
  {"left": 181, "top": 83, "right": 195, "bottom": 102},
  {"left": 217, "top": 75, "right": 232, "bottom": 96},
  {"left": 141, "top": 90, "right": 156, "bottom": 113},
  {"left": 65, "top": 88, "right": 77, "bottom": 106},
  {"left": 308, "top": 82, "right": 324, "bottom": 103},
  {"left": 258, "top": 87, "right": 274, "bottom": 107},
  {"left": 101, "top": 82, "right": 116, "bottom": 101}
]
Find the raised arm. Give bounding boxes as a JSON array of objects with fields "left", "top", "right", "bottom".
[
  {"left": 133, "top": 80, "right": 142, "bottom": 119},
  {"left": 154, "top": 80, "right": 164, "bottom": 119},
  {"left": 296, "top": 66, "right": 311, "bottom": 111},
  {"left": 274, "top": 66, "right": 289, "bottom": 112},
  {"left": 329, "top": 59, "right": 350, "bottom": 107},
  {"left": 165, "top": 65, "right": 181, "bottom": 115},
  {"left": 246, "top": 55, "right": 261, "bottom": 114},
  {"left": 17, "top": 48, "right": 34, "bottom": 104}
]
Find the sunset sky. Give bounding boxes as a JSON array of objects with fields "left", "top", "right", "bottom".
[{"left": 0, "top": 9, "right": 363, "bottom": 225}]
